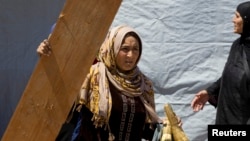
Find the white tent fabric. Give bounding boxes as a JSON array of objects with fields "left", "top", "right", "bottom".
[{"left": 0, "top": 0, "right": 246, "bottom": 140}]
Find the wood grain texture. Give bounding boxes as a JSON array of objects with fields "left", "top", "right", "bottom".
[{"left": 2, "top": 0, "right": 121, "bottom": 140}]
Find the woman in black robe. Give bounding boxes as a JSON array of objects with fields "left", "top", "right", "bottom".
[{"left": 191, "top": 1, "right": 250, "bottom": 124}]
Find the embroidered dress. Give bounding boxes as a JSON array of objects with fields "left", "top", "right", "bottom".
[{"left": 75, "top": 82, "right": 155, "bottom": 141}]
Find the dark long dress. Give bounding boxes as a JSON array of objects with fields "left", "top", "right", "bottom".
[
  {"left": 206, "top": 37, "right": 250, "bottom": 124},
  {"left": 74, "top": 81, "right": 156, "bottom": 141}
]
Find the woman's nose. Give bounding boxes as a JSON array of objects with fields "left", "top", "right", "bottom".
[{"left": 127, "top": 50, "right": 133, "bottom": 57}]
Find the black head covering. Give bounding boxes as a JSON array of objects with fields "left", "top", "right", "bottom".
[{"left": 237, "top": 1, "right": 250, "bottom": 38}]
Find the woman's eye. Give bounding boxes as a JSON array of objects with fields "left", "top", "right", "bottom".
[
  {"left": 133, "top": 47, "right": 139, "bottom": 51},
  {"left": 121, "top": 47, "right": 129, "bottom": 52}
]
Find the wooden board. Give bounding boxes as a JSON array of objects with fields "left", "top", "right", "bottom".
[{"left": 2, "top": 0, "right": 121, "bottom": 140}]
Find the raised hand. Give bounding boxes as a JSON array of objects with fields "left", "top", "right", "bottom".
[
  {"left": 36, "top": 39, "right": 51, "bottom": 56},
  {"left": 191, "top": 90, "right": 209, "bottom": 112}
]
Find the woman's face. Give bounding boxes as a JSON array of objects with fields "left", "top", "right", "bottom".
[
  {"left": 116, "top": 35, "right": 140, "bottom": 72},
  {"left": 232, "top": 11, "right": 243, "bottom": 34}
]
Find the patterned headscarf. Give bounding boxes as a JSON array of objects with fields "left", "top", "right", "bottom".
[{"left": 77, "top": 25, "right": 162, "bottom": 128}]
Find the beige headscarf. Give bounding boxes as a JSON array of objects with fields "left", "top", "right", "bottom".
[{"left": 77, "top": 25, "right": 162, "bottom": 128}]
